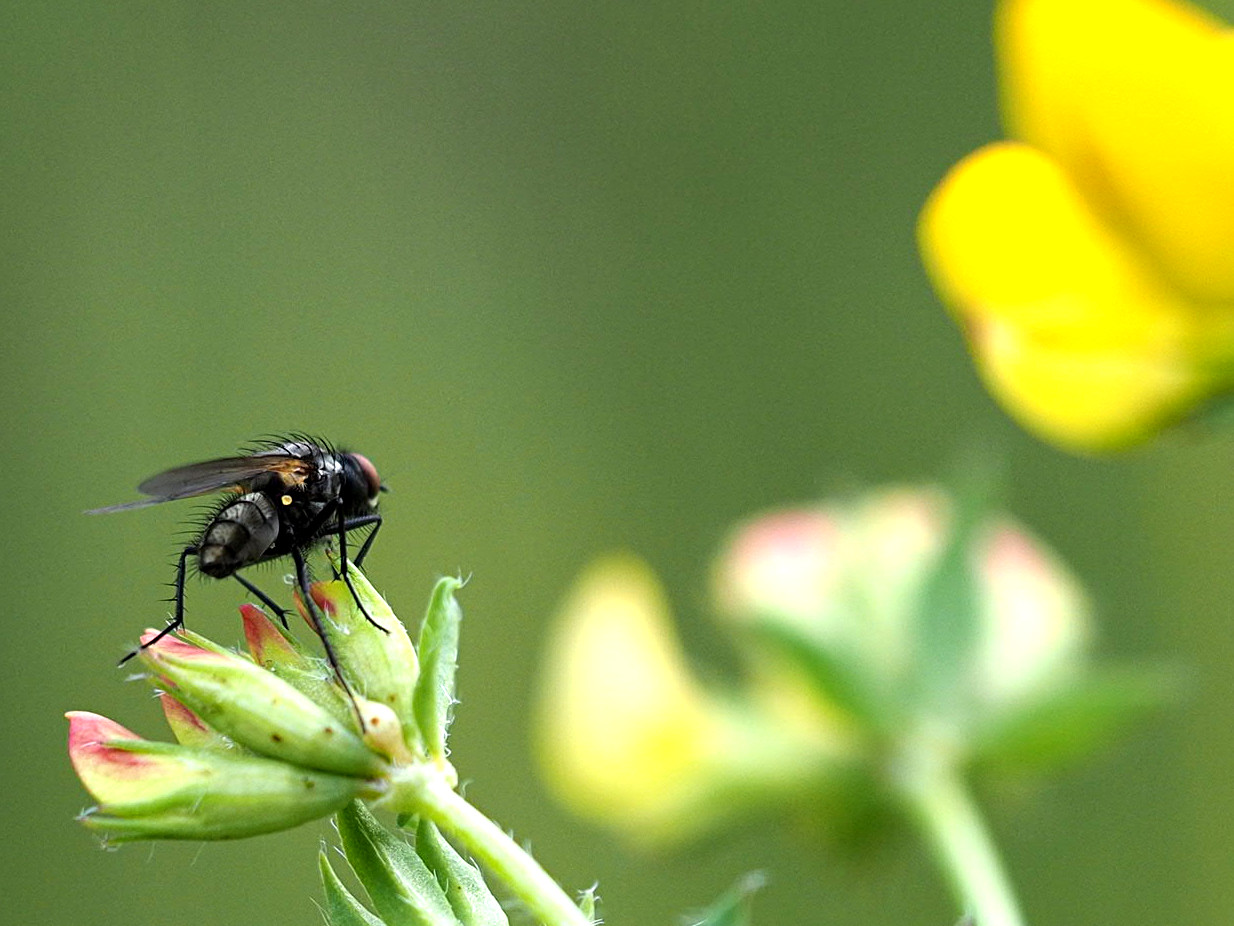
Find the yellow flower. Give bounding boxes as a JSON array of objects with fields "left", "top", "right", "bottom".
[
  {"left": 536, "top": 555, "right": 849, "bottom": 845},
  {"left": 920, "top": 0, "right": 1234, "bottom": 452}
]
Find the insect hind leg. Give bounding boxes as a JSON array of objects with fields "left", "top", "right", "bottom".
[
  {"left": 118, "top": 545, "right": 196, "bottom": 665},
  {"left": 233, "top": 573, "right": 290, "bottom": 628}
]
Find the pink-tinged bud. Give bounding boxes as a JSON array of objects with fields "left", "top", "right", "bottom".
[
  {"left": 67, "top": 712, "right": 366, "bottom": 842},
  {"left": 241, "top": 604, "right": 302, "bottom": 666},
  {"left": 713, "top": 508, "right": 844, "bottom": 626},
  {"left": 67, "top": 712, "right": 173, "bottom": 809},
  {"left": 974, "top": 522, "right": 1089, "bottom": 707},
  {"left": 239, "top": 605, "right": 359, "bottom": 730},
  {"left": 138, "top": 633, "right": 387, "bottom": 778},
  {"left": 158, "top": 694, "right": 231, "bottom": 750}
]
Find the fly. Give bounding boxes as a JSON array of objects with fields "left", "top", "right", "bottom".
[{"left": 88, "top": 435, "right": 389, "bottom": 667}]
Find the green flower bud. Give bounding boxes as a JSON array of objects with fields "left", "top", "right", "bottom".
[
  {"left": 139, "top": 631, "right": 387, "bottom": 778},
  {"left": 307, "top": 560, "right": 419, "bottom": 739},
  {"left": 67, "top": 712, "right": 364, "bottom": 842}
]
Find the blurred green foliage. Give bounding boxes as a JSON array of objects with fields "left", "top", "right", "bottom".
[{"left": 4, "top": 2, "right": 1233, "bottom": 924}]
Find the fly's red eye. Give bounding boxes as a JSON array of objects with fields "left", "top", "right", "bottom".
[{"left": 351, "top": 453, "right": 383, "bottom": 501}]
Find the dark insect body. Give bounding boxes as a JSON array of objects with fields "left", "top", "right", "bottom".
[{"left": 88, "top": 435, "right": 389, "bottom": 667}]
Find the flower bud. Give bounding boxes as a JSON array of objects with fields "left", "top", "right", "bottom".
[
  {"left": 67, "top": 711, "right": 364, "bottom": 842},
  {"left": 139, "top": 632, "right": 387, "bottom": 778},
  {"left": 537, "top": 555, "right": 848, "bottom": 844},
  {"left": 240, "top": 604, "right": 360, "bottom": 730},
  {"left": 158, "top": 693, "right": 232, "bottom": 750},
  {"left": 306, "top": 561, "right": 419, "bottom": 737}
]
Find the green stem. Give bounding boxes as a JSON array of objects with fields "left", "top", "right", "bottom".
[
  {"left": 389, "top": 768, "right": 592, "bottom": 926},
  {"left": 901, "top": 766, "right": 1024, "bottom": 926}
]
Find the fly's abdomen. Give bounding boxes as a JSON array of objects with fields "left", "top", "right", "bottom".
[{"left": 198, "top": 492, "right": 279, "bottom": 577}]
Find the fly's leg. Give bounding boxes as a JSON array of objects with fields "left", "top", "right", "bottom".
[
  {"left": 232, "top": 573, "right": 290, "bottom": 628},
  {"left": 336, "top": 514, "right": 387, "bottom": 633},
  {"left": 292, "top": 546, "right": 365, "bottom": 730},
  {"left": 119, "top": 545, "right": 196, "bottom": 665},
  {"left": 347, "top": 514, "right": 382, "bottom": 567}
]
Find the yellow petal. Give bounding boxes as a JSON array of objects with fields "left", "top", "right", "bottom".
[
  {"left": 999, "top": 0, "right": 1234, "bottom": 300},
  {"left": 535, "top": 555, "right": 723, "bottom": 836},
  {"left": 920, "top": 142, "right": 1210, "bottom": 451}
]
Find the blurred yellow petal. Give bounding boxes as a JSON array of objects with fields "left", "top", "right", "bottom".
[
  {"left": 535, "top": 555, "right": 726, "bottom": 839},
  {"left": 999, "top": 0, "right": 1234, "bottom": 300},
  {"left": 920, "top": 141, "right": 1217, "bottom": 450}
]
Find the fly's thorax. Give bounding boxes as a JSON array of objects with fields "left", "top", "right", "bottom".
[{"left": 198, "top": 492, "right": 280, "bottom": 577}]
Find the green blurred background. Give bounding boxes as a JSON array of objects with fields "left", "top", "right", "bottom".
[{"left": 4, "top": 2, "right": 1231, "bottom": 923}]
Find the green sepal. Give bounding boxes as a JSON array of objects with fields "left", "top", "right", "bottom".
[
  {"left": 337, "top": 800, "right": 460, "bottom": 926},
  {"left": 319, "top": 850, "right": 385, "bottom": 926},
  {"left": 413, "top": 577, "right": 464, "bottom": 765},
  {"left": 690, "top": 872, "right": 765, "bottom": 926},
  {"left": 415, "top": 818, "right": 509, "bottom": 926},
  {"left": 970, "top": 666, "right": 1176, "bottom": 773},
  {"left": 906, "top": 480, "right": 988, "bottom": 715},
  {"left": 79, "top": 742, "right": 365, "bottom": 842},
  {"left": 743, "top": 615, "right": 891, "bottom": 734}
]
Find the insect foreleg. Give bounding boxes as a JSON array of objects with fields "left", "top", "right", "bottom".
[
  {"left": 336, "top": 514, "right": 388, "bottom": 634},
  {"left": 344, "top": 514, "right": 382, "bottom": 567}
]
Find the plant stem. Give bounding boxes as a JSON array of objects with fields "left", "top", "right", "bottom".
[
  {"left": 902, "top": 765, "right": 1024, "bottom": 926},
  {"left": 392, "top": 769, "right": 592, "bottom": 926}
]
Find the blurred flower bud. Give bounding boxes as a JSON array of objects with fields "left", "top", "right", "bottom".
[
  {"left": 537, "top": 555, "right": 855, "bottom": 845},
  {"left": 541, "top": 487, "right": 1162, "bottom": 848}
]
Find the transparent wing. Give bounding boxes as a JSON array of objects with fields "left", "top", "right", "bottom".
[{"left": 86, "top": 453, "right": 312, "bottom": 515}]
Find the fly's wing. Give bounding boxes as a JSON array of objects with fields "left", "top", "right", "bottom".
[{"left": 85, "top": 453, "right": 314, "bottom": 514}]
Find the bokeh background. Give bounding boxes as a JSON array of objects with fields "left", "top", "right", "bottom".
[{"left": 4, "top": 2, "right": 1231, "bottom": 923}]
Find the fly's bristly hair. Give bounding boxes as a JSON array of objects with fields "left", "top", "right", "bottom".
[{"left": 243, "top": 431, "right": 339, "bottom": 458}]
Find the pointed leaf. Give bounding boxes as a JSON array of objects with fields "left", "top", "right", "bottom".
[
  {"left": 413, "top": 819, "right": 508, "bottom": 926},
  {"left": 688, "top": 872, "right": 765, "bottom": 926},
  {"left": 337, "top": 801, "right": 460, "bottom": 926},
  {"left": 971, "top": 666, "right": 1176, "bottom": 772},
  {"left": 320, "top": 850, "right": 386, "bottom": 926},
  {"left": 907, "top": 480, "right": 990, "bottom": 711},
  {"left": 413, "top": 578, "right": 464, "bottom": 764},
  {"left": 744, "top": 617, "right": 891, "bottom": 732}
]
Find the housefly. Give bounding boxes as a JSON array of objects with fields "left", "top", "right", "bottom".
[{"left": 88, "top": 435, "right": 388, "bottom": 665}]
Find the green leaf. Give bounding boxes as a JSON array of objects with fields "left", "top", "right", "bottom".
[
  {"left": 745, "top": 617, "right": 890, "bottom": 732},
  {"left": 337, "top": 801, "right": 461, "bottom": 926},
  {"left": 319, "top": 850, "right": 385, "bottom": 926},
  {"left": 971, "top": 667, "right": 1177, "bottom": 772},
  {"left": 687, "top": 873, "right": 764, "bottom": 926},
  {"left": 415, "top": 818, "right": 509, "bottom": 926},
  {"left": 906, "top": 479, "right": 990, "bottom": 712},
  {"left": 413, "top": 577, "right": 465, "bottom": 764}
]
